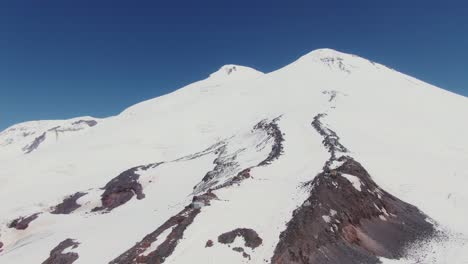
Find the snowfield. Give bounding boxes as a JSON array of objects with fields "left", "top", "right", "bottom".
[{"left": 0, "top": 49, "right": 467, "bottom": 263}]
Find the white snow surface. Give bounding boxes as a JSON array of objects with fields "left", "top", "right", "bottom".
[
  {"left": 0, "top": 48, "right": 467, "bottom": 263},
  {"left": 341, "top": 173, "right": 363, "bottom": 191}
]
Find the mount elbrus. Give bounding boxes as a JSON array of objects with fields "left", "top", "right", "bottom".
[{"left": 1, "top": 49, "right": 467, "bottom": 264}]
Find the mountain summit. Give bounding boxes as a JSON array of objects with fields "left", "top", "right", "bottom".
[
  {"left": 1, "top": 49, "right": 467, "bottom": 264},
  {"left": 209, "top": 64, "right": 264, "bottom": 81}
]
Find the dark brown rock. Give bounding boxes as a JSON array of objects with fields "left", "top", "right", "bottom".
[
  {"left": 51, "top": 192, "right": 87, "bottom": 214},
  {"left": 272, "top": 158, "right": 435, "bottom": 263},
  {"left": 218, "top": 228, "right": 263, "bottom": 249},
  {"left": 191, "top": 191, "right": 218, "bottom": 209},
  {"left": 109, "top": 191, "right": 217, "bottom": 264},
  {"left": 205, "top": 240, "right": 214, "bottom": 248},
  {"left": 231, "top": 168, "right": 251, "bottom": 182},
  {"left": 8, "top": 213, "right": 40, "bottom": 230},
  {"left": 270, "top": 114, "right": 436, "bottom": 264},
  {"left": 232, "top": 247, "right": 244, "bottom": 252},
  {"left": 230, "top": 246, "right": 252, "bottom": 260},
  {"left": 93, "top": 163, "right": 162, "bottom": 212},
  {"left": 42, "top": 238, "right": 79, "bottom": 264}
]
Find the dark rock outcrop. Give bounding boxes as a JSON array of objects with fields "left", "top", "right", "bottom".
[
  {"left": 232, "top": 247, "right": 244, "bottom": 252},
  {"left": 8, "top": 213, "right": 40, "bottom": 230},
  {"left": 51, "top": 192, "right": 87, "bottom": 214},
  {"left": 311, "top": 113, "right": 348, "bottom": 169},
  {"left": 22, "top": 132, "right": 46, "bottom": 154},
  {"left": 72, "top": 120, "right": 98, "bottom": 127},
  {"left": 255, "top": 117, "right": 284, "bottom": 166},
  {"left": 42, "top": 239, "right": 80, "bottom": 264},
  {"left": 93, "top": 163, "right": 162, "bottom": 212},
  {"left": 272, "top": 156, "right": 435, "bottom": 264},
  {"left": 205, "top": 240, "right": 214, "bottom": 248},
  {"left": 193, "top": 117, "right": 284, "bottom": 193},
  {"left": 271, "top": 114, "right": 435, "bottom": 264},
  {"left": 109, "top": 192, "right": 217, "bottom": 264},
  {"left": 193, "top": 145, "right": 239, "bottom": 193},
  {"left": 211, "top": 167, "right": 253, "bottom": 191},
  {"left": 227, "top": 167, "right": 252, "bottom": 185},
  {"left": 218, "top": 228, "right": 263, "bottom": 249},
  {"left": 190, "top": 192, "right": 217, "bottom": 209},
  {"left": 230, "top": 247, "right": 251, "bottom": 259},
  {"left": 110, "top": 117, "right": 284, "bottom": 262}
]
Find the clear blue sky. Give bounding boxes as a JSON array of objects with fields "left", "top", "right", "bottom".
[{"left": 1, "top": 0, "right": 467, "bottom": 130}]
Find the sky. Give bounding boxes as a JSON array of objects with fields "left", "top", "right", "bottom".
[{"left": 1, "top": 0, "right": 467, "bottom": 130}]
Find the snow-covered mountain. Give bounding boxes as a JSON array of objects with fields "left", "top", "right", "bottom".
[
  {"left": 0, "top": 48, "right": 467, "bottom": 264},
  {"left": 0, "top": 117, "right": 100, "bottom": 157}
]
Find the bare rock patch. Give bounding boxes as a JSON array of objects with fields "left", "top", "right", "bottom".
[{"left": 42, "top": 238, "right": 79, "bottom": 264}]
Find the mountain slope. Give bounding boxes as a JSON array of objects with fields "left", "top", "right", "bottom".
[
  {"left": 0, "top": 49, "right": 467, "bottom": 264},
  {"left": 0, "top": 117, "right": 100, "bottom": 157}
]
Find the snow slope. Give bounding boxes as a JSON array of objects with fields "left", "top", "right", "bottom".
[{"left": 0, "top": 48, "right": 467, "bottom": 264}]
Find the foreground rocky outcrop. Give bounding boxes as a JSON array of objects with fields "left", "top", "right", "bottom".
[
  {"left": 271, "top": 114, "right": 435, "bottom": 264},
  {"left": 42, "top": 239, "right": 80, "bottom": 264}
]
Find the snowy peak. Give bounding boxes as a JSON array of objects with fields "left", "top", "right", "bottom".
[
  {"left": 289, "top": 48, "right": 380, "bottom": 74},
  {"left": 208, "top": 64, "right": 264, "bottom": 82},
  {"left": 295, "top": 48, "right": 350, "bottom": 65},
  {"left": 307, "top": 48, "right": 346, "bottom": 58}
]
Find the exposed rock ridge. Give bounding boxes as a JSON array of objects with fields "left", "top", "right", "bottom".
[
  {"left": 271, "top": 113, "right": 435, "bottom": 264},
  {"left": 311, "top": 113, "right": 348, "bottom": 170},
  {"left": 256, "top": 116, "right": 285, "bottom": 166},
  {"left": 22, "top": 132, "right": 46, "bottom": 154},
  {"left": 192, "top": 144, "right": 240, "bottom": 193},
  {"left": 110, "top": 117, "right": 284, "bottom": 263},
  {"left": 193, "top": 116, "right": 284, "bottom": 193},
  {"left": 51, "top": 192, "right": 88, "bottom": 215}
]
